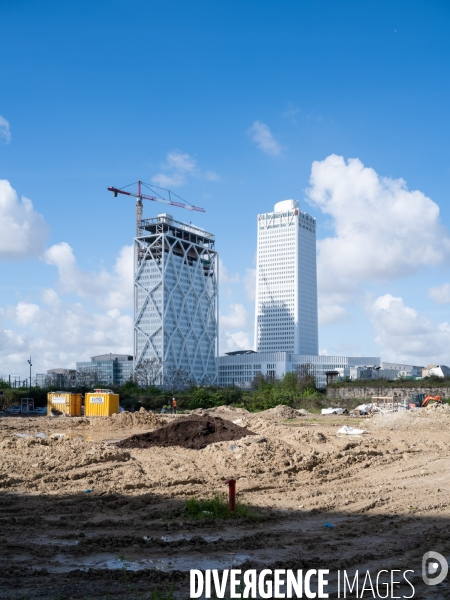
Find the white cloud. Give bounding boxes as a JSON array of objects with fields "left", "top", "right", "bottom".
[
  {"left": 0, "top": 116, "right": 11, "bottom": 143},
  {"left": 151, "top": 172, "right": 186, "bottom": 188},
  {"left": 152, "top": 150, "right": 219, "bottom": 188},
  {"left": 243, "top": 267, "right": 256, "bottom": 301},
  {"left": 220, "top": 331, "right": 252, "bottom": 355},
  {"left": 307, "top": 155, "right": 450, "bottom": 321},
  {"left": 14, "top": 302, "right": 40, "bottom": 326},
  {"left": 220, "top": 303, "right": 251, "bottom": 330},
  {"left": 204, "top": 171, "right": 220, "bottom": 182},
  {"left": 369, "top": 293, "right": 450, "bottom": 364},
  {"left": 247, "top": 121, "right": 282, "bottom": 156},
  {"left": 0, "top": 180, "right": 49, "bottom": 259},
  {"left": 164, "top": 151, "right": 197, "bottom": 174},
  {"left": 0, "top": 298, "right": 133, "bottom": 377},
  {"left": 318, "top": 304, "right": 349, "bottom": 326},
  {"left": 282, "top": 104, "right": 302, "bottom": 124},
  {"left": 44, "top": 242, "right": 133, "bottom": 310},
  {"left": 219, "top": 258, "right": 240, "bottom": 284},
  {"left": 219, "top": 303, "right": 253, "bottom": 355},
  {"left": 0, "top": 182, "right": 135, "bottom": 377},
  {"left": 429, "top": 283, "right": 450, "bottom": 304},
  {"left": 41, "top": 288, "right": 60, "bottom": 307}
]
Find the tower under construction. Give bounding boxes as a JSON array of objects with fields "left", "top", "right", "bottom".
[{"left": 134, "top": 213, "right": 218, "bottom": 386}]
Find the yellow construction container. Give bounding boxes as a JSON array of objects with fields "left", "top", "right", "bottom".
[
  {"left": 47, "top": 392, "right": 82, "bottom": 417},
  {"left": 85, "top": 389, "right": 119, "bottom": 417}
]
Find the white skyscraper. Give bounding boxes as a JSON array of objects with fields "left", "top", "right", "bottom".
[
  {"left": 134, "top": 213, "right": 218, "bottom": 386},
  {"left": 254, "top": 199, "right": 318, "bottom": 355}
]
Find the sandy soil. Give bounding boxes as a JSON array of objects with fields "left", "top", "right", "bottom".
[{"left": 0, "top": 405, "right": 449, "bottom": 599}]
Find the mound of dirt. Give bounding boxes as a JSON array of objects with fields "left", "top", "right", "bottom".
[
  {"left": 191, "top": 406, "right": 250, "bottom": 419},
  {"left": 117, "top": 415, "right": 255, "bottom": 450},
  {"left": 257, "top": 405, "right": 302, "bottom": 419},
  {"left": 371, "top": 403, "right": 450, "bottom": 431},
  {"left": 90, "top": 408, "right": 164, "bottom": 430}
]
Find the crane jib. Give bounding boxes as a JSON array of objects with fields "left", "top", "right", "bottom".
[{"left": 107, "top": 185, "right": 205, "bottom": 212}]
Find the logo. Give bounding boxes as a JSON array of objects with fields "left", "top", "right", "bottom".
[{"left": 422, "top": 551, "right": 448, "bottom": 586}]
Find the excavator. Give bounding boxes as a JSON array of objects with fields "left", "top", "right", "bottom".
[{"left": 409, "top": 393, "right": 442, "bottom": 408}]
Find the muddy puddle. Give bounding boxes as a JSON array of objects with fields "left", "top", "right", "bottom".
[
  {"left": 28, "top": 535, "right": 79, "bottom": 546},
  {"left": 158, "top": 533, "right": 222, "bottom": 542},
  {"left": 44, "top": 552, "right": 255, "bottom": 573}
]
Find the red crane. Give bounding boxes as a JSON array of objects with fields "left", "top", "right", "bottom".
[{"left": 108, "top": 180, "right": 205, "bottom": 236}]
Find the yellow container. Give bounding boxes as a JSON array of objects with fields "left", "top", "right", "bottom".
[
  {"left": 85, "top": 389, "right": 119, "bottom": 417},
  {"left": 47, "top": 392, "right": 82, "bottom": 417}
]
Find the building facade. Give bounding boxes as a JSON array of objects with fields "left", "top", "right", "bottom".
[
  {"left": 134, "top": 213, "right": 218, "bottom": 386},
  {"left": 76, "top": 354, "right": 133, "bottom": 387},
  {"left": 218, "top": 351, "right": 380, "bottom": 389},
  {"left": 36, "top": 368, "right": 76, "bottom": 388},
  {"left": 254, "top": 200, "right": 318, "bottom": 355},
  {"left": 422, "top": 364, "right": 450, "bottom": 378},
  {"left": 380, "top": 362, "right": 424, "bottom": 379}
]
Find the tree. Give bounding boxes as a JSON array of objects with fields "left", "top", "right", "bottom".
[
  {"left": 251, "top": 372, "right": 266, "bottom": 390},
  {"left": 70, "top": 367, "right": 101, "bottom": 389},
  {"left": 0, "top": 377, "right": 11, "bottom": 390},
  {"left": 281, "top": 371, "right": 298, "bottom": 392},
  {"left": 295, "top": 363, "right": 317, "bottom": 393},
  {"left": 134, "top": 358, "right": 163, "bottom": 387},
  {"left": 164, "top": 366, "right": 192, "bottom": 391}
]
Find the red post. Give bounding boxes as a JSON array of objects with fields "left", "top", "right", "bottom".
[{"left": 225, "top": 478, "right": 236, "bottom": 512}]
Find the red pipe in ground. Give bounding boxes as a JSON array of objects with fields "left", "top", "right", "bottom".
[{"left": 225, "top": 478, "right": 236, "bottom": 511}]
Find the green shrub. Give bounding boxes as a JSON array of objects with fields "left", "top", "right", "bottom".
[{"left": 185, "top": 495, "right": 260, "bottom": 520}]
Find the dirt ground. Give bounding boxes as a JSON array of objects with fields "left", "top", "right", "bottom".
[{"left": 0, "top": 404, "right": 449, "bottom": 599}]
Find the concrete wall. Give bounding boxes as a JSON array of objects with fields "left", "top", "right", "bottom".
[{"left": 327, "top": 386, "right": 450, "bottom": 400}]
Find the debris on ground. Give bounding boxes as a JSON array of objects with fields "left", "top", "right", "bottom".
[
  {"left": 337, "top": 425, "right": 367, "bottom": 435},
  {"left": 352, "top": 403, "right": 377, "bottom": 415},
  {"left": 322, "top": 407, "right": 348, "bottom": 415},
  {"left": 117, "top": 415, "right": 256, "bottom": 450},
  {"left": 296, "top": 408, "right": 311, "bottom": 416}
]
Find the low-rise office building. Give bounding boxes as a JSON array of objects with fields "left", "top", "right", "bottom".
[
  {"left": 334, "top": 362, "right": 424, "bottom": 381},
  {"left": 422, "top": 364, "right": 450, "bottom": 378},
  {"left": 36, "top": 368, "right": 76, "bottom": 388},
  {"left": 76, "top": 354, "right": 134, "bottom": 387},
  {"left": 380, "top": 362, "right": 423, "bottom": 378},
  {"left": 218, "top": 351, "right": 380, "bottom": 389}
]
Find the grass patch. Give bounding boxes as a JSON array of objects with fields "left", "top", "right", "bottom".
[{"left": 185, "top": 495, "right": 260, "bottom": 520}]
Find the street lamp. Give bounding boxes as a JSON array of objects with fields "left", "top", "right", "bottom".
[{"left": 27, "top": 356, "right": 32, "bottom": 397}]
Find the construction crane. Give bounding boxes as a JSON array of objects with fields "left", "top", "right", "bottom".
[{"left": 107, "top": 180, "right": 205, "bottom": 236}]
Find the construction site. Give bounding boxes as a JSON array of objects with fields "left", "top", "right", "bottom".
[
  {"left": 1, "top": 402, "right": 449, "bottom": 599},
  {"left": 1, "top": 180, "right": 449, "bottom": 598}
]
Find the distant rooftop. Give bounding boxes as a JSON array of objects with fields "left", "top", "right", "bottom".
[
  {"left": 224, "top": 350, "right": 257, "bottom": 356},
  {"left": 91, "top": 354, "right": 133, "bottom": 362}
]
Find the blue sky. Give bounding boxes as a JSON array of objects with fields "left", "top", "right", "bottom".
[{"left": 1, "top": 0, "right": 450, "bottom": 378}]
